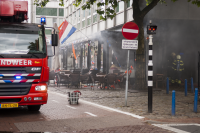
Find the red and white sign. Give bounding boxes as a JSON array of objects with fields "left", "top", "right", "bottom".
[{"left": 122, "top": 22, "right": 139, "bottom": 40}]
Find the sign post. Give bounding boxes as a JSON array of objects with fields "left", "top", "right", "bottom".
[
  {"left": 122, "top": 40, "right": 138, "bottom": 106},
  {"left": 122, "top": 22, "right": 139, "bottom": 107},
  {"left": 125, "top": 50, "right": 130, "bottom": 106}
]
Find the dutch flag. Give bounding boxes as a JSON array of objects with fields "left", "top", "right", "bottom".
[{"left": 59, "top": 20, "right": 76, "bottom": 44}]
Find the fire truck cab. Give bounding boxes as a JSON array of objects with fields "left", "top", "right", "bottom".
[{"left": 0, "top": 1, "right": 58, "bottom": 111}]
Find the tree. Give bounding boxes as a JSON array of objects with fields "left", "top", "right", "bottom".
[{"left": 35, "top": 0, "right": 200, "bottom": 89}]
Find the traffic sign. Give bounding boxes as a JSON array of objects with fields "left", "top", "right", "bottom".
[
  {"left": 122, "top": 40, "right": 138, "bottom": 50},
  {"left": 122, "top": 22, "right": 139, "bottom": 40}
]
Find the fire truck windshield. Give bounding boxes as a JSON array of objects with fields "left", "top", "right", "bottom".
[{"left": 0, "top": 23, "right": 46, "bottom": 58}]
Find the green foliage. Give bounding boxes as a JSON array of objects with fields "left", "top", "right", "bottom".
[
  {"left": 145, "top": 0, "right": 153, "bottom": 5},
  {"left": 34, "top": 0, "right": 50, "bottom": 7},
  {"left": 59, "top": 0, "right": 64, "bottom": 6},
  {"left": 35, "top": 0, "right": 200, "bottom": 20},
  {"left": 188, "top": 0, "right": 200, "bottom": 7}
]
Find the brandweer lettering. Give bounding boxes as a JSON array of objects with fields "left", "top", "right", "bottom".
[{"left": 0, "top": 60, "right": 32, "bottom": 65}]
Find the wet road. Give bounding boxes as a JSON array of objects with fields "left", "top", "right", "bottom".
[{"left": 0, "top": 89, "right": 173, "bottom": 132}]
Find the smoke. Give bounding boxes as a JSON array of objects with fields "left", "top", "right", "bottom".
[
  {"left": 144, "top": 0, "right": 200, "bottom": 82},
  {"left": 101, "top": 30, "right": 135, "bottom": 68}
]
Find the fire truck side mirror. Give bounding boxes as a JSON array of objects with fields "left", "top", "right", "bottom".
[{"left": 51, "top": 34, "right": 58, "bottom": 46}]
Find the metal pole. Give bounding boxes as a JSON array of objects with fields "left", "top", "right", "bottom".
[
  {"left": 191, "top": 77, "right": 194, "bottom": 93},
  {"left": 125, "top": 50, "right": 130, "bottom": 106},
  {"left": 172, "top": 90, "right": 176, "bottom": 116},
  {"left": 54, "top": 46, "right": 55, "bottom": 55},
  {"left": 148, "top": 35, "right": 153, "bottom": 113},
  {"left": 185, "top": 79, "right": 187, "bottom": 96},
  {"left": 194, "top": 88, "right": 198, "bottom": 113},
  {"left": 198, "top": 52, "right": 199, "bottom": 90},
  {"left": 166, "top": 77, "right": 169, "bottom": 94}
]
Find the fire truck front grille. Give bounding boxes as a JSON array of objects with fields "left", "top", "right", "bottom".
[
  {"left": 0, "top": 67, "right": 27, "bottom": 73},
  {"left": 0, "top": 98, "right": 21, "bottom": 103},
  {"left": 0, "top": 84, "right": 31, "bottom": 96},
  {"left": 0, "top": 67, "right": 41, "bottom": 83}
]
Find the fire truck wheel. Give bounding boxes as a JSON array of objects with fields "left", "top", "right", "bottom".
[{"left": 27, "top": 105, "right": 41, "bottom": 111}]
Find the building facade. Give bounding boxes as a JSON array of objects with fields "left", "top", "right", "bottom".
[
  {"left": 31, "top": 0, "right": 200, "bottom": 87},
  {"left": 33, "top": 0, "right": 136, "bottom": 80}
]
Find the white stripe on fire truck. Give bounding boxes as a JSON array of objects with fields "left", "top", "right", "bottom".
[
  {"left": 0, "top": 79, "right": 39, "bottom": 83},
  {"left": 34, "top": 74, "right": 41, "bottom": 76},
  {"left": 0, "top": 74, "right": 41, "bottom": 76}
]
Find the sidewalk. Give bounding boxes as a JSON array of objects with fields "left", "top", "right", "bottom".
[{"left": 48, "top": 83, "right": 200, "bottom": 124}]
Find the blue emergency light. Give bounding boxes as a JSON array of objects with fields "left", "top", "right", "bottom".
[
  {"left": 15, "top": 76, "right": 22, "bottom": 79},
  {"left": 41, "top": 17, "right": 46, "bottom": 24}
]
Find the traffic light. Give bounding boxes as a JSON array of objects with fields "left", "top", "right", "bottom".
[{"left": 147, "top": 25, "right": 157, "bottom": 34}]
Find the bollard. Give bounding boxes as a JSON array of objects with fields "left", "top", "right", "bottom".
[
  {"left": 194, "top": 88, "right": 198, "bottom": 113},
  {"left": 185, "top": 79, "right": 187, "bottom": 96},
  {"left": 172, "top": 90, "right": 176, "bottom": 116},
  {"left": 166, "top": 77, "right": 169, "bottom": 94},
  {"left": 191, "top": 77, "right": 194, "bottom": 93}
]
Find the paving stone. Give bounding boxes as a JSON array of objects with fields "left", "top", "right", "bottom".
[{"left": 48, "top": 84, "right": 200, "bottom": 123}]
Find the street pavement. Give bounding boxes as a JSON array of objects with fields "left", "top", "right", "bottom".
[
  {"left": 47, "top": 83, "right": 200, "bottom": 132},
  {"left": 0, "top": 84, "right": 173, "bottom": 133},
  {"left": 0, "top": 83, "right": 200, "bottom": 132},
  {"left": 49, "top": 84, "right": 200, "bottom": 121}
]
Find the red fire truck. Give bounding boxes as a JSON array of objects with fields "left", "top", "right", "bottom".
[{"left": 0, "top": 0, "right": 58, "bottom": 111}]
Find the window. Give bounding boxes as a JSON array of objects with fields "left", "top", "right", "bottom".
[
  {"left": 69, "top": 15, "right": 72, "bottom": 23},
  {"left": 72, "top": 2, "right": 76, "bottom": 11},
  {"left": 36, "top": 7, "right": 57, "bottom": 16},
  {"left": 70, "top": 5, "right": 72, "bottom": 14},
  {"left": 77, "top": 23, "right": 80, "bottom": 29},
  {"left": 46, "top": 18, "right": 53, "bottom": 27},
  {"left": 93, "top": 3, "right": 97, "bottom": 14},
  {"left": 59, "top": 18, "right": 63, "bottom": 26},
  {"left": 116, "top": 1, "right": 124, "bottom": 12},
  {"left": 36, "top": 17, "right": 41, "bottom": 24},
  {"left": 69, "top": 6, "right": 71, "bottom": 14},
  {"left": 77, "top": 9, "right": 80, "bottom": 21},
  {"left": 71, "top": 4, "right": 73, "bottom": 12},
  {"left": 88, "top": 8, "right": 91, "bottom": 16},
  {"left": 82, "top": 9, "right": 85, "bottom": 18},
  {"left": 0, "top": 27, "right": 46, "bottom": 55},
  {"left": 100, "top": 0, "right": 105, "bottom": 18},
  {"left": 93, "top": 14, "right": 97, "bottom": 23},
  {"left": 59, "top": 8, "right": 64, "bottom": 16},
  {"left": 53, "top": 18, "right": 57, "bottom": 25},
  {"left": 66, "top": 7, "right": 68, "bottom": 16},
  {"left": 73, "top": 12, "right": 76, "bottom": 24},
  {"left": 82, "top": 20, "right": 85, "bottom": 28},
  {"left": 66, "top": 0, "right": 69, "bottom": 6},
  {"left": 127, "top": 0, "right": 133, "bottom": 8},
  {"left": 87, "top": 17, "right": 91, "bottom": 26}
]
